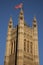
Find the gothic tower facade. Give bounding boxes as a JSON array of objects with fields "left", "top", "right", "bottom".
[{"left": 4, "top": 9, "right": 39, "bottom": 65}]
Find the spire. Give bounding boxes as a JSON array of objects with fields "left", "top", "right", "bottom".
[
  {"left": 9, "top": 16, "right": 12, "bottom": 22},
  {"left": 32, "top": 16, "right": 39, "bottom": 65},
  {"left": 19, "top": 8, "right": 24, "bottom": 21},
  {"left": 20, "top": 8, "right": 23, "bottom": 13},
  {"left": 5, "top": 16, "right": 13, "bottom": 56},
  {"left": 17, "top": 6, "right": 24, "bottom": 65},
  {"left": 8, "top": 16, "right": 13, "bottom": 28},
  {"left": 33, "top": 16, "right": 37, "bottom": 22},
  {"left": 32, "top": 16, "right": 37, "bottom": 28}
]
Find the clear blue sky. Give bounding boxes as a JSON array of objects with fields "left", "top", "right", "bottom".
[{"left": 0, "top": 0, "right": 43, "bottom": 65}]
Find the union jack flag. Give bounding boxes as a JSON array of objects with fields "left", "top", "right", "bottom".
[{"left": 15, "top": 3, "right": 23, "bottom": 9}]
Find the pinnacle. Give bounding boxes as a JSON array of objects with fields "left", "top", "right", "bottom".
[
  {"left": 9, "top": 16, "right": 12, "bottom": 22},
  {"left": 33, "top": 16, "right": 37, "bottom": 21},
  {"left": 20, "top": 8, "right": 23, "bottom": 14}
]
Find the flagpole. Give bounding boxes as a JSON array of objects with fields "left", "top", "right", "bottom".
[{"left": 20, "top": 3, "right": 23, "bottom": 11}]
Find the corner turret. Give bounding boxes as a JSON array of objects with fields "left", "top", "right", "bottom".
[{"left": 32, "top": 16, "right": 39, "bottom": 65}]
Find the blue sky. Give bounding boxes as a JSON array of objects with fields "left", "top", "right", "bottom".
[{"left": 0, "top": 0, "right": 43, "bottom": 65}]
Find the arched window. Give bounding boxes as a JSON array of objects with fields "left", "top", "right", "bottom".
[
  {"left": 9, "top": 25, "right": 12, "bottom": 28},
  {"left": 27, "top": 41, "right": 29, "bottom": 52},
  {"left": 20, "top": 16, "right": 23, "bottom": 20},
  {"left": 24, "top": 39, "right": 26, "bottom": 52},
  {"left": 20, "top": 12, "right": 23, "bottom": 15},
  {"left": 34, "top": 24, "right": 36, "bottom": 27},
  {"left": 30, "top": 42, "right": 32, "bottom": 53}
]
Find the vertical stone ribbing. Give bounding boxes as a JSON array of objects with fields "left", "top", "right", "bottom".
[
  {"left": 4, "top": 9, "right": 40, "bottom": 65},
  {"left": 17, "top": 8, "right": 24, "bottom": 65},
  {"left": 4, "top": 16, "right": 13, "bottom": 65},
  {"left": 32, "top": 17, "right": 39, "bottom": 65}
]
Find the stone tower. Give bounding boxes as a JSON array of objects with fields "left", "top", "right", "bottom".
[{"left": 4, "top": 9, "right": 39, "bottom": 65}]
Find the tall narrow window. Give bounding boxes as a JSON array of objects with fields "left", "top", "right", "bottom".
[
  {"left": 30, "top": 42, "right": 32, "bottom": 53},
  {"left": 24, "top": 39, "right": 26, "bottom": 51},
  {"left": 27, "top": 41, "right": 29, "bottom": 52},
  {"left": 9, "top": 25, "right": 12, "bottom": 28},
  {"left": 20, "top": 17, "right": 23, "bottom": 20}
]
